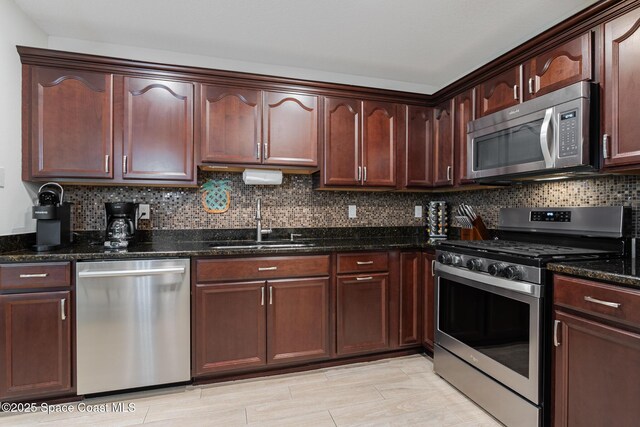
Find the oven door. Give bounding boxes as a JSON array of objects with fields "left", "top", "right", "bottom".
[{"left": 435, "top": 263, "right": 542, "bottom": 404}]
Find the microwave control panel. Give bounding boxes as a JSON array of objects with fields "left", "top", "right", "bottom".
[{"left": 558, "top": 110, "right": 579, "bottom": 158}]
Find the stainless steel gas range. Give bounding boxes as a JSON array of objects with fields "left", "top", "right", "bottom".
[{"left": 433, "top": 206, "right": 630, "bottom": 427}]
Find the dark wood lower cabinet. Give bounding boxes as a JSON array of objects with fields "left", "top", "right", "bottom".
[
  {"left": 399, "top": 252, "right": 421, "bottom": 347},
  {"left": 267, "top": 278, "right": 330, "bottom": 364},
  {"left": 422, "top": 253, "right": 435, "bottom": 350},
  {"left": 0, "top": 291, "right": 71, "bottom": 400},
  {"left": 194, "top": 281, "right": 267, "bottom": 375},
  {"left": 553, "top": 310, "right": 640, "bottom": 427},
  {"left": 337, "top": 273, "right": 389, "bottom": 355}
]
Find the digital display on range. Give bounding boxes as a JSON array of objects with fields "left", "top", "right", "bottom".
[{"left": 530, "top": 211, "right": 571, "bottom": 222}]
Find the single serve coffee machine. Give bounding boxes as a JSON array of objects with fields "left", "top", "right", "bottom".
[
  {"left": 104, "top": 202, "right": 138, "bottom": 249},
  {"left": 32, "top": 182, "right": 72, "bottom": 252}
]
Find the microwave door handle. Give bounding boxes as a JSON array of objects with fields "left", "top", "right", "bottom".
[{"left": 540, "top": 108, "right": 554, "bottom": 168}]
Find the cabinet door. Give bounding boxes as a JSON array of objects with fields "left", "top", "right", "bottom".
[
  {"left": 523, "top": 33, "right": 592, "bottom": 101},
  {"left": 200, "top": 85, "right": 261, "bottom": 164},
  {"left": 263, "top": 92, "right": 318, "bottom": 167},
  {"left": 29, "top": 67, "right": 113, "bottom": 179},
  {"left": 267, "top": 278, "right": 330, "bottom": 365},
  {"left": 194, "top": 281, "right": 266, "bottom": 375},
  {"left": 0, "top": 291, "right": 71, "bottom": 399},
  {"left": 476, "top": 66, "right": 521, "bottom": 117},
  {"left": 454, "top": 90, "right": 474, "bottom": 186},
  {"left": 324, "top": 97, "right": 361, "bottom": 186},
  {"left": 603, "top": 9, "right": 640, "bottom": 168},
  {"left": 122, "top": 77, "right": 194, "bottom": 181},
  {"left": 337, "top": 273, "right": 389, "bottom": 355},
  {"left": 432, "top": 100, "right": 454, "bottom": 187},
  {"left": 362, "top": 101, "right": 396, "bottom": 187},
  {"left": 399, "top": 253, "right": 421, "bottom": 347},
  {"left": 553, "top": 310, "right": 640, "bottom": 427},
  {"left": 404, "top": 105, "right": 432, "bottom": 187},
  {"left": 422, "top": 253, "right": 435, "bottom": 350}
]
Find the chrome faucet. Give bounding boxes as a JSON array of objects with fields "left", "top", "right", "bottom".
[{"left": 255, "top": 198, "right": 272, "bottom": 242}]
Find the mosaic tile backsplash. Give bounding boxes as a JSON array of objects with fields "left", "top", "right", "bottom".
[{"left": 63, "top": 173, "right": 640, "bottom": 236}]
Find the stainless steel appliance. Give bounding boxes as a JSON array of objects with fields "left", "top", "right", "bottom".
[
  {"left": 32, "top": 182, "right": 72, "bottom": 252},
  {"left": 467, "top": 82, "right": 598, "bottom": 182},
  {"left": 434, "top": 206, "right": 630, "bottom": 427},
  {"left": 104, "top": 202, "right": 138, "bottom": 249},
  {"left": 76, "top": 259, "right": 190, "bottom": 395}
]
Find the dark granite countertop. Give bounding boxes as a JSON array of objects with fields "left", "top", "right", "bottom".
[
  {"left": 0, "top": 232, "right": 437, "bottom": 263},
  {"left": 548, "top": 258, "right": 640, "bottom": 290}
]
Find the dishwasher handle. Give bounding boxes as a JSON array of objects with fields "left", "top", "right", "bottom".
[{"left": 78, "top": 267, "right": 186, "bottom": 278}]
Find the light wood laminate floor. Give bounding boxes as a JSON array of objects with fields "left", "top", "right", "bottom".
[{"left": 0, "top": 354, "right": 502, "bottom": 426}]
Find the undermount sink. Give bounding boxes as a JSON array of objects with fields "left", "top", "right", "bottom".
[{"left": 208, "top": 241, "right": 316, "bottom": 250}]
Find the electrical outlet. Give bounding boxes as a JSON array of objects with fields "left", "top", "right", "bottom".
[
  {"left": 348, "top": 205, "right": 357, "bottom": 219},
  {"left": 138, "top": 204, "right": 150, "bottom": 220},
  {"left": 415, "top": 205, "right": 423, "bottom": 218}
]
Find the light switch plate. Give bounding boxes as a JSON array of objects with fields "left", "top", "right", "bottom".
[
  {"left": 0, "top": 167, "right": 5, "bottom": 188},
  {"left": 138, "top": 204, "right": 150, "bottom": 220},
  {"left": 415, "top": 205, "right": 423, "bottom": 218},
  {"left": 348, "top": 205, "right": 357, "bottom": 218}
]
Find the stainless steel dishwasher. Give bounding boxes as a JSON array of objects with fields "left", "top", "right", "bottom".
[{"left": 76, "top": 259, "right": 190, "bottom": 395}]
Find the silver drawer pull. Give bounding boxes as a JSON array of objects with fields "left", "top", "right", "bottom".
[
  {"left": 431, "top": 260, "right": 435, "bottom": 277},
  {"left": 60, "top": 299, "right": 66, "bottom": 321},
  {"left": 258, "top": 266, "right": 278, "bottom": 271},
  {"left": 553, "top": 320, "right": 560, "bottom": 347},
  {"left": 356, "top": 276, "right": 373, "bottom": 281},
  {"left": 356, "top": 261, "right": 374, "bottom": 265},
  {"left": 19, "top": 273, "right": 49, "bottom": 278},
  {"left": 261, "top": 286, "right": 265, "bottom": 306},
  {"left": 584, "top": 296, "right": 621, "bottom": 309}
]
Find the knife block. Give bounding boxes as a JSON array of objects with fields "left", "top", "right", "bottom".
[{"left": 460, "top": 217, "right": 490, "bottom": 240}]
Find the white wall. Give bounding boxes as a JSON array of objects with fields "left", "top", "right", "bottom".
[{"left": 0, "top": 1, "right": 47, "bottom": 236}]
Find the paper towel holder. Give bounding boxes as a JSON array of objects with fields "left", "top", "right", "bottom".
[{"left": 242, "top": 169, "right": 283, "bottom": 185}]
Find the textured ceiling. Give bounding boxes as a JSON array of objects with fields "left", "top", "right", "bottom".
[{"left": 14, "top": 0, "right": 599, "bottom": 94}]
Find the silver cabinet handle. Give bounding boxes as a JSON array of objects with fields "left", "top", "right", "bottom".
[
  {"left": 356, "top": 276, "right": 373, "bottom": 281},
  {"left": 446, "top": 166, "right": 452, "bottom": 181},
  {"left": 363, "top": 166, "right": 367, "bottom": 182},
  {"left": 258, "top": 266, "right": 278, "bottom": 271},
  {"left": 263, "top": 142, "right": 268, "bottom": 160},
  {"left": 528, "top": 78, "right": 534, "bottom": 95},
  {"left": 105, "top": 154, "right": 110, "bottom": 173},
  {"left": 256, "top": 142, "right": 261, "bottom": 159},
  {"left": 261, "top": 286, "right": 265, "bottom": 306},
  {"left": 19, "top": 273, "right": 48, "bottom": 278},
  {"left": 78, "top": 267, "right": 185, "bottom": 278},
  {"left": 553, "top": 320, "right": 560, "bottom": 347},
  {"left": 357, "top": 166, "right": 362, "bottom": 181},
  {"left": 60, "top": 299, "right": 66, "bottom": 321},
  {"left": 513, "top": 84, "right": 519, "bottom": 100},
  {"left": 584, "top": 296, "right": 621, "bottom": 308},
  {"left": 269, "top": 286, "right": 273, "bottom": 305},
  {"left": 602, "top": 134, "right": 609, "bottom": 159},
  {"left": 123, "top": 155, "right": 128, "bottom": 174},
  {"left": 431, "top": 260, "right": 435, "bottom": 277},
  {"left": 356, "top": 261, "right": 374, "bottom": 265}
]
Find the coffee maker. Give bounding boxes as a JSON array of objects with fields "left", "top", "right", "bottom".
[
  {"left": 104, "top": 202, "right": 138, "bottom": 249},
  {"left": 32, "top": 182, "right": 72, "bottom": 252}
]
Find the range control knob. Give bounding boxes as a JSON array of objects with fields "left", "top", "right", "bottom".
[
  {"left": 451, "top": 255, "right": 463, "bottom": 266},
  {"left": 437, "top": 253, "right": 452, "bottom": 265},
  {"left": 466, "top": 258, "right": 483, "bottom": 271},
  {"left": 504, "top": 265, "right": 524, "bottom": 280},
  {"left": 488, "top": 263, "right": 507, "bottom": 277}
]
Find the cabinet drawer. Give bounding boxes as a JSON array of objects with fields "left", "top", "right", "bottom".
[
  {"left": 196, "top": 255, "right": 330, "bottom": 282},
  {"left": 554, "top": 274, "right": 640, "bottom": 327},
  {"left": 0, "top": 263, "right": 71, "bottom": 290},
  {"left": 337, "top": 252, "right": 388, "bottom": 274}
]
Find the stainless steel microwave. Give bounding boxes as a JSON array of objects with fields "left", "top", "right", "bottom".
[{"left": 467, "top": 82, "right": 598, "bottom": 182}]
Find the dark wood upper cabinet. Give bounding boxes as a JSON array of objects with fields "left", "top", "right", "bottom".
[
  {"left": 200, "top": 85, "right": 261, "bottom": 164},
  {"left": 432, "top": 100, "right": 455, "bottom": 187},
  {"left": 476, "top": 66, "right": 521, "bottom": 118},
  {"left": 263, "top": 92, "right": 318, "bottom": 167},
  {"left": 323, "top": 97, "right": 361, "bottom": 186},
  {"left": 403, "top": 105, "right": 433, "bottom": 188},
  {"left": 454, "top": 90, "right": 474, "bottom": 186},
  {"left": 0, "top": 291, "right": 71, "bottom": 400},
  {"left": 603, "top": 8, "right": 640, "bottom": 168},
  {"left": 523, "top": 33, "right": 592, "bottom": 101},
  {"left": 28, "top": 67, "right": 113, "bottom": 179},
  {"left": 194, "top": 281, "right": 266, "bottom": 375},
  {"left": 266, "top": 277, "right": 330, "bottom": 365},
  {"left": 399, "top": 252, "right": 421, "bottom": 347},
  {"left": 362, "top": 101, "right": 397, "bottom": 187},
  {"left": 422, "top": 253, "right": 435, "bottom": 350},
  {"left": 122, "top": 77, "right": 194, "bottom": 181}
]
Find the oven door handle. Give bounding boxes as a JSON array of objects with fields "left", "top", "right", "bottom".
[
  {"left": 540, "top": 107, "right": 554, "bottom": 169},
  {"left": 435, "top": 263, "right": 542, "bottom": 298}
]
